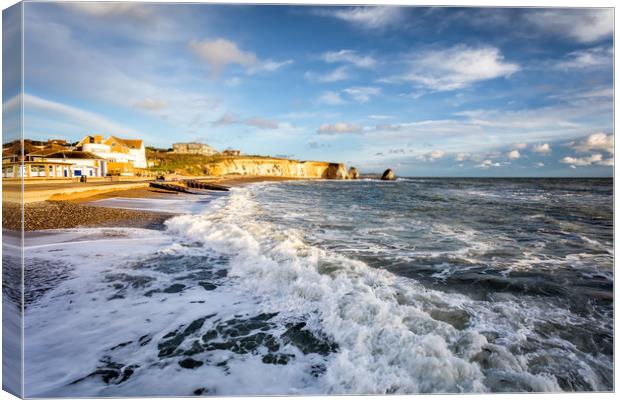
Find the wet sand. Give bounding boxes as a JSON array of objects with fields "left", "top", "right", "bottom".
[
  {"left": 68, "top": 176, "right": 301, "bottom": 203},
  {"left": 3, "top": 176, "right": 301, "bottom": 231}
]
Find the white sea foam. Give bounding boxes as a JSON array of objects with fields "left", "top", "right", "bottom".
[
  {"left": 22, "top": 181, "right": 611, "bottom": 396},
  {"left": 165, "top": 186, "right": 565, "bottom": 394}
]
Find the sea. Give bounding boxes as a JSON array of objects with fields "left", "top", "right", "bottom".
[{"left": 15, "top": 178, "right": 613, "bottom": 396}]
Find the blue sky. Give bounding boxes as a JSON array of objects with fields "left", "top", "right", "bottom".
[{"left": 5, "top": 3, "right": 615, "bottom": 176}]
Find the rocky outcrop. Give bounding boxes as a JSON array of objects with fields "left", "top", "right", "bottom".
[
  {"left": 381, "top": 168, "right": 395, "bottom": 181},
  {"left": 198, "top": 157, "right": 347, "bottom": 179},
  {"left": 347, "top": 167, "right": 359, "bottom": 179},
  {"left": 323, "top": 163, "right": 348, "bottom": 179}
]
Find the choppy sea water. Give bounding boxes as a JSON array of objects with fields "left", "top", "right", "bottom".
[{"left": 19, "top": 178, "right": 613, "bottom": 396}]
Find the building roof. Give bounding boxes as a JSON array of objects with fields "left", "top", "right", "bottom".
[
  {"left": 38, "top": 151, "right": 104, "bottom": 160},
  {"left": 27, "top": 144, "right": 74, "bottom": 156},
  {"left": 107, "top": 136, "right": 143, "bottom": 149}
]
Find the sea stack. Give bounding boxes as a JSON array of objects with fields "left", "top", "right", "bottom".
[
  {"left": 324, "top": 163, "right": 348, "bottom": 179},
  {"left": 347, "top": 167, "right": 360, "bottom": 179},
  {"left": 381, "top": 168, "right": 395, "bottom": 181}
]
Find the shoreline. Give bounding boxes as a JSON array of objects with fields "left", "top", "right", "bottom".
[{"left": 2, "top": 176, "right": 299, "bottom": 231}]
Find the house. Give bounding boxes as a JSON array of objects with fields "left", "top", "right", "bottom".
[
  {"left": 77, "top": 135, "right": 147, "bottom": 175},
  {"left": 222, "top": 149, "right": 241, "bottom": 156},
  {"left": 172, "top": 142, "right": 219, "bottom": 156}
]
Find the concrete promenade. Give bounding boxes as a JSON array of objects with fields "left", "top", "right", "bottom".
[{"left": 2, "top": 180, "right": 151, "bottom": 203}]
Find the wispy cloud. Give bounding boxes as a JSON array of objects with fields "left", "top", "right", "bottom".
[
  {"left": 189, "top": 38, "right": 292, "bottom": 77},
  {"left": 394, "top": 45, "right": 519, "bottom": 91},
  {"left": 317, "top": 91, "right": 346, "bottom": 105},
  {"left": 23, "top": 93, "right": 143, "bottom": 139},
  {"left": 343, "top": 86, "right": 380, "bottom": 103},
  {"left": 420, "top": 149, "right": 446, "bottom": 161},
  {"left": 213, "top": 112, "right": 238, "bottom": 126},
  {"left": 134, "top": 97, "right": 167, "bottom": 111},
  {"left": 321, "top": 49, "right": 376, "bottom": 68},
  {"left": 247, "top": 59, "right": 294, "bottom": 74},
  {"left": 317, "top": 122, "right": 362, "bottom": 135},
  {"left": 62, "top": 2, "right": 154, "bottom": 20},
  {"left": 368, "top": 114, "right": 394, "bottom": 120},
  {"left": 555, "top": 46, "right": 612, "bottom": 70},
  {"left": 313, "top": 6, "right": 403, "bottom": 30},
  {"left": 213, "top": 112, "right": 282, "bottom": 129},
  {"left": 245, "top": 117, "right": 280, "bottom": 129},
  {"left": 305, "top": 66, "right": 350, "bottom": 83},
  {"left": 189, "top": 38, "right": 257, "bottom": 77},
  {"left": 524, "top": 9, "right": 613, "bottom": 43}
]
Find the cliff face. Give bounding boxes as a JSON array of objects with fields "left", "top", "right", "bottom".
[{"left": 202, "top": 157, "right": 348, "bottom": 179}]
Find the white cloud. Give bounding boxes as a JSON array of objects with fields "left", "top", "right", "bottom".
[
  {"left": 224, "top": 77, "right": 242, "bottom": 87},
  {"left": 213, "top": 113, "right": 281, "bottom": 129},
  {"left": 507, "top": 150, "right": 520, "bottom": 160},
  {"left": 245, "top": 117, "right": 279, "bottom": 129},
  {"left": 315, "top": 7, "right": 402, "bottom": 30},
  {"left": 189, "top": 38, "right": 291, "bottom": 77},
  {"left": 455, "top": 152, "right": 470, "bottom": 162},
  {"left": 318, "top": 91, "right": 346, "bottom": 106},
  {"left": 571, "top": 132, "right": 614, "bottom": 154},
  {"left": 305, "top": 66, "right": 350, "bottom": 83},
  {"left": 343, "top": 86, "right": 380, "bottom": 103},
  {"left": 369, "top": 114, "right": 394, "bottom": 120},
  {"left": 525, "top": 9, "right": 613, "bottom": 43},
  {"left": 560, "top": 154, "right": 604, "bottom": 167},
  {"left": 134, "top": 97, "right": 167, "bottom": 111},
  {"left": 213, "top": 112, "right": 238, "bottom": 126},
  {"left": 63, "top": 3, "right": 153, "bottom": 20},
  {"left": 535, "top": 162, "right": 545, "bottom": 168},
  {"left": 512, "top": 143, "right": 528, "bottom": 150},
  {"left": 23, "top": 94, "right": 142, "bottom": 139},
  {"left": 317, "top": 122, "right": 362, "bottom": 135},
  {"left": 189, "top": 38, "right": 257, "bottom": 76},
  {"left": 532, "top": 143, "right": 551, "bottom": 154},
  {"left": 248, "top": 59, "right": 293, "bottom": 74},
  {"left": 322, "top": 50, "right": 376, "bottom": 68},
  {"left": 555, "top": 46, "right": 612, "bottom": 70},
  {"left": 427, "top": 150, "right": 446, "bottom": 160},
  {"left": 401, "top": 45, "right": 519, "bottom": 91},
  {"left": 476, "top": 159, "right": 502, "bottom": 168}
]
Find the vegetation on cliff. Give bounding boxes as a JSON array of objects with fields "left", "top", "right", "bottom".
[{"left": 146, "top": 151, "right": 350, "bottom": 179}]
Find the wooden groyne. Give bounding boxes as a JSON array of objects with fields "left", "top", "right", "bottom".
[
  {"left": 149, "top": 180, "right": 230, "bottom": 194},
  {"left": 184, "top": 180, "right": 230, "bottom": 191},
  {"left": 149, "top": 182, "right": 194, "bottom": 193}
]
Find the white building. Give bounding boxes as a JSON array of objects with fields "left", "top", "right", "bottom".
[
  {"left": 3, "top": 151, "right": 106, "bottom": 178},
  {"left": 172, "top": 142, "right": 219, "bottom": 156},
  {"left": 78, "top": 135, "right": 147, "bottom": 174}
]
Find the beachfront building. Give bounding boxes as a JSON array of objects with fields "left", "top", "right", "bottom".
[
  {"left": 77, "top": 135, "right": 147, "bottom": 175},
  {"left": 2, "top": 151, "right": 106, "bottom": 178},
  {"left": 222, "top": 149, "right": 241, "bottom": 156},
  {"left": 172, "top": 142, "right": 219, "bottom": 156}
]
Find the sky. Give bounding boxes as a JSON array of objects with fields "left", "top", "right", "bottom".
[{"left": 3, "top": 3, "right": 615, "bottom": 176}]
